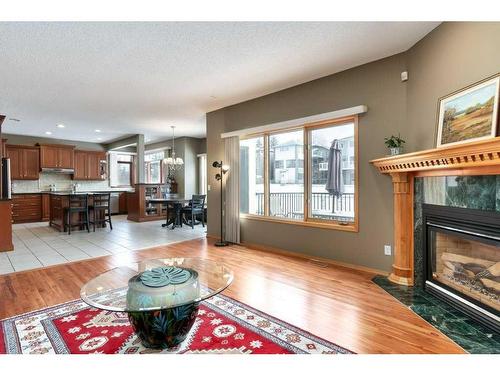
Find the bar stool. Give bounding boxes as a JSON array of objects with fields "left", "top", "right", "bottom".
[
  {"left": 65, "top": 194, "right": 90, "bottom": 235},
  {"left": 89, "top": 193, "right": 113, "bottom": 232}
]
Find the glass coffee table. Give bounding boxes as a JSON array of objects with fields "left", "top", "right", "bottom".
[{"left": 80, "top": 258, "right": 233, "bottom": 349}]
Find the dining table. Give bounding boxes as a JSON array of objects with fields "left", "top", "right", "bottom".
[{"left": 147, "top": 195, "right": 192, "bottom": 229}]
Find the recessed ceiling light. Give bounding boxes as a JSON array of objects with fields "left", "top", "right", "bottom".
[
  {"left": 56, "top": 124, "right": 65, "bottom": 128},
  {"left": 95, "top": 129, "right": 101, "bottom": 133},
  {"left": 45, "top": 131, "right": 52, "bottom": 135}
]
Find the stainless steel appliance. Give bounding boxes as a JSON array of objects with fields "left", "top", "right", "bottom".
[
  {"left": 1, "top": 158, "right": 11, "bottom": 199},
  {"left": 41, "top": 167, "right": 74, "bottom": 174},
  {"left": 110, "top": 192, "right": 120, "bottom": 214}
]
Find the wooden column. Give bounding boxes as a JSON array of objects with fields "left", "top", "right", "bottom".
[{"left": 388, "top": 172, "right": 414, "bottom": 286}]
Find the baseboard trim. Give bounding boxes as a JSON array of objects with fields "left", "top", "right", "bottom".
[
  {"left": 205, "top": 235, "right": 388, "bottom": 276},
  {"left": 239, "top": 240, "right": 389, "bottom": 276}
]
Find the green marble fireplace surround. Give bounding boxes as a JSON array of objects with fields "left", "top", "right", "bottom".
[
  {"left": 414, "top": 175, "right": 500, "bottom": 287},
  {"left": 379, "top": 174, "right": 500, "bottom": 353}
]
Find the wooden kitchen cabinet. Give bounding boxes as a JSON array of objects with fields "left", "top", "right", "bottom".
[
  {"left": 73, "top": 151, "right": 87, "bottom": 179},
  {"left": 23, "top": 148, "right": 40, "bottom": 179},
  {"left": 88, "top": 152, "right": 103, "bottom": 179},
  {"left": 39, "top": 144, "right": 75, "bottom": 169},
  {"left": 6, "top": 146, "right": 21, "bottom": 179},
  {"left": 119, "top": 191, "right": 128, "bottom": 214},
  {"left": 39, "top": 145, "right": 58, "bottom": 167},
  {"left": 58, "top": 147, "right": 74, "bottom": 168},
  {"left": 5, "top": 145, "right": 40, "bottom": 180},
  {"left": 73, "top": 151, "right": 106, "bottom": 180},
  {"left": 41, "top": 193, "right": 50, "bottom": 221},
  {"left": 12, "top": 194, "right": 42, "bottom": 223}
]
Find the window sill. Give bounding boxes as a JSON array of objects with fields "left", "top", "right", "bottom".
[{"left": 240, "top": 214, "right": 358, "bottom": 232}]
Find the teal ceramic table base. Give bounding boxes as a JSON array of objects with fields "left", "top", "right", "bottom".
[
  {"left": 127, "top": 302, "right": 200, "bottom": 349},
  {"left": 80, "top": 258, "right": 233, "bottom": 350}
]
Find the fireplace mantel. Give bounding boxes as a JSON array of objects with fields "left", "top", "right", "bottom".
[{"left": 370, "top": 137, "right": 500, "bottom": 286}]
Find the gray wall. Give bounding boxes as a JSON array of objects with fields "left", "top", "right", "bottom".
[
  {"left": 406, "top": 22, "right": 500, "bottom": 151},
  {"left": 207, "top": 53, "right": 407, "bottom": 272},
  {"left": 3, "top": 133, "right": 106, "bottom": 151},
  {"left": 104, "top": 135, "right": 206, "bottom": 196},
  {"left": 162, "top": 137, "right": 205, "bottom": 196},
  {"left": 206, "top": 22, "right": 500, "bottom": 272}
]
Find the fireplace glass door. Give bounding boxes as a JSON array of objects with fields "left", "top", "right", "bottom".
[{"left": 428, "top": 228, "right": 499, "bottom": 315}]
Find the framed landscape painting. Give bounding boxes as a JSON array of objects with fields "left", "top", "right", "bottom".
[{"left": 436, "top": 74, "right": 500, "bottom": 147}]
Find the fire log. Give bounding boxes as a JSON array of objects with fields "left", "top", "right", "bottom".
[
  {"left": 441, "top": 253, "right": 495, "bottom": 268},
  {"left": 480, "top": 278, "right": 500, "bottom": 294}
]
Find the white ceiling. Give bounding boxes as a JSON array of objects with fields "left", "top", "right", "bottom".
[{"left": 0, "top": 22, "right": 439, "bottom": 144}]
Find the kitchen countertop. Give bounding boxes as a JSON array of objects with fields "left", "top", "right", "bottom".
[
  {"left": 13, "top": 189, "right": 134, "bottom": 195},
  {"left": 47, "top": 191, "right": 130, "bottom": 196}
]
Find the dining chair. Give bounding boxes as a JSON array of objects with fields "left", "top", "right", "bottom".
[{"left": 182, "top": 194, "right": 206, "bottom": 229}]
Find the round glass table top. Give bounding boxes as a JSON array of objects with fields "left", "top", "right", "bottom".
[{"left": 80, "top": 258, "right": 233, "bottom": 312}]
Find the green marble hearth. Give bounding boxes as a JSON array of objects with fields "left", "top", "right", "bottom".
[{"left": 372, "top": 276, "right": 500, "bottom": 354}]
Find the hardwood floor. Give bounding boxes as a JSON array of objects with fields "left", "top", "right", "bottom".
[{"left": 0, "top": 237, "right": 465, "bottom": 354}]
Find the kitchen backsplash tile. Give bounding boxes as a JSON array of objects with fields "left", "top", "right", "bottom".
[{"left": 11, "top": 173, "right": 126, "bottom": 193}]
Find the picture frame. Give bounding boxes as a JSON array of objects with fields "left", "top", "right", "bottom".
[{"left": 435, "top": 74, "right": 500, "bottom": 147}]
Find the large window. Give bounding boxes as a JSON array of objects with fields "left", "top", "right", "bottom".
[
  {"left": 308, "top": 122, "right": 355, "bottom": 223},
  {"left": 269, "top": 130, "right": 304, "bottom": 218},
  {"left": 110, "top": 153, "right": 134, "bottom": 187},
  {"left": 239, "top": 117, "right": 357, "bottom": 231},
  {"left": 144, "top": 151, "right": 165, "bottom": 183}
]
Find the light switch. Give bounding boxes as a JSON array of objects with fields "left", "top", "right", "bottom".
[{"left": 384, "top": 245, "right": 392, "bottom": 256}]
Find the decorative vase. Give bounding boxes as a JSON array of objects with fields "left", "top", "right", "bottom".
[
  {"left": 127, "top": 302, "right": 200, "bottom": 349},
  {"left": 126, "top": 267, "right": 200, "bottom": 349},
  {"left": 389, "top": 147, "right": 403, "bottom": 156}
]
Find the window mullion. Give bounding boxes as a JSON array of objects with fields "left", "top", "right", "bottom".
[
  {"left": 304, "top": 128, "right": 309, "bottom": 223},
  {"left": 264, "top": 134, "right": 269, "bottom": 216}
]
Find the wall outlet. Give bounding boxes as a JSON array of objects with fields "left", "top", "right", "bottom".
[
  {"left": 384, "top": 245, "right": 392, "bottom": 256},
  {"left": 207, "top": 184, "right": 211, "bottom": 191}
]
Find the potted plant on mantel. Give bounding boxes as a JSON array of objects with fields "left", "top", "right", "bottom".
[{"left": 384, "top": 134, "right": 405, "bottom": 156}]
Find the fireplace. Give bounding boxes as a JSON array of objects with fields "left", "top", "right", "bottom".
[{"left": 423, "top": 204, "right": 499, "bottom": 332}]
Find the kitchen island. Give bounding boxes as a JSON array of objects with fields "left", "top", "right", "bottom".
[
  {"left": 10, "top": 190, "right": 131, "bottom": 226},
  {"left": 48, "top": 191, "right": 128, "bottom": 232}
]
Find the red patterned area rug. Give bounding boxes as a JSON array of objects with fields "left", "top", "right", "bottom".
[{"left": 0, "top": 293, "right": 353, "bottom": 354}]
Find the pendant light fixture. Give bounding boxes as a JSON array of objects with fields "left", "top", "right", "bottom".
[{"left": 164, "top": 126, "right": 184, "bottom": 172}]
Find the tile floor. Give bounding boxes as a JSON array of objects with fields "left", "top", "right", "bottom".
[{"left": 0, "top": 215, "right": 206, "bottom": 274}]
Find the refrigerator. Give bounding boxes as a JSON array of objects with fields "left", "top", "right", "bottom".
[{"left": 1, "top": 157, "right": 11, "bottom": 199}]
